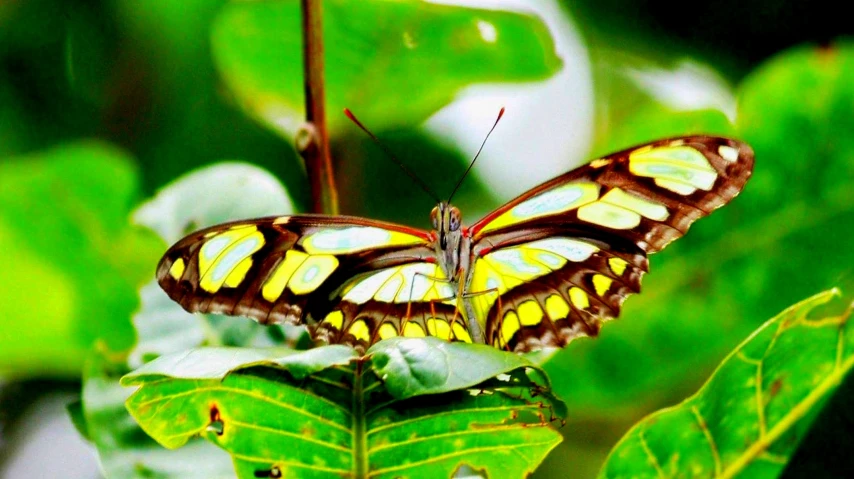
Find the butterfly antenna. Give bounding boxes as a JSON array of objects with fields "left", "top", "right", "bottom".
[
  {"left": 448, "top": 107, "right": 505, "bottom": 203},
  {"left": 344, "top": 108, "right": 441, "bottom": 203}
]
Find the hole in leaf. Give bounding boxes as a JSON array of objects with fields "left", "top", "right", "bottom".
[
  {"left": 453, "top": 463, "right": 487, "bottom": 478},
  {"left": 254, "top": 466, "right": 282, "bottom": 478}
]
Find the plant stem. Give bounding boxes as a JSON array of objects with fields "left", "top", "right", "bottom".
[
  {"left": 352, "top": 358, "right": 368, "bottom": 478},
  {"left": 298, "top": 0, "right": 339, "bottom": 215}
]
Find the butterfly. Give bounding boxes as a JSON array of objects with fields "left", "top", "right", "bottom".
[{"left": 157, "top": 135, "right": 753, "bottom": 354}]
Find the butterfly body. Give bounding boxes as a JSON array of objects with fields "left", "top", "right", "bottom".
[{"left": 157, "top": 136, "right": 754, "bottom": 353}]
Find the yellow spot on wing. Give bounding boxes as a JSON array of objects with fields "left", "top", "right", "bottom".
[
  {"left": 344, "top": 268, "right": 397, "bottom": 304},
  {"left": 479, "top": 182, "right": 599, "bottom": 234},
  {"left": 545, "top": 294, "right": 569, "bottom": 320},
  {"left": 198, "top": 225, "right": 257, "bottom": 277},
  {"left": 224, "top": 257, "right": 252, "bottom": 288},
  {"left": 302, "top": 227, "right": 423, "bottom": 254},
  {"left": 452, "top": 323, "right": 472, "bottom": 343},
  {"left": 589, "top": 159, "right": 611, "bottom": 168},
  {"left": 569, "top": 287, "right": 589, "bottom": 309},
  {"left": 517, "top": 300, "right": 544, "bottom": 326},
  {"left": 526, "top": 238, "right": 599, "bottom": 262},
  {"left": 629, "top": 146, "right": 717, "bottom": 191},
  {"left": 199, "top": 229, "right": 264, "bottom": 293},
  {"left": 486, "top": 250, "right": 551, "bottom": 278},
  {"left": 501, "top": 312, "right": 521, "bottom": 344},
  {"left": 378, "top": 323, "right": 398, "bottom": 340},
  {"left": 168, "top": 257, "right": 185, "bottom": 280},
  {"left": 577, "top": 202, "right": 641, "bottom": 229},
  {"left": 608, "top": 257, "right": 628, "bottom": 276},
  {"left": 592, "top": 275, "right": 613, "bottom": 297},
  {"left": 600, "top": 188, "right": 669, "bottom": 221},
  {"left": 289, "top": 254, "right": 339, "bottom": 295},
  {"left": 403, "top": 322, "right": 425, "bottom": 337},
  {"left": 323, "top": 310, "right": 343, "bottom": 330},
  {"left": 374, "top": 274, "right": 403, "bottom": 302},
  {"left": 655, "top": 178, "right": 697, "bottom": 195},
  {"left": 262, "top": 250, "right": 308, "bottom": 302},
  {"left": 348, "top": 319, "right": 370, "bottom": 342},
  {"left": 426, "top": 318, "right": 451, "bottom": 339}
]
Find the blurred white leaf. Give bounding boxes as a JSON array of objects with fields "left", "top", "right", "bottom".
[{"left": 132, "top": 162, "right": 293, "bottom": 244}]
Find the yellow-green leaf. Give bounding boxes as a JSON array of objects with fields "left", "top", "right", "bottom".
[{"left": 599, "top": 289, "right": 853, "bottom": 478}]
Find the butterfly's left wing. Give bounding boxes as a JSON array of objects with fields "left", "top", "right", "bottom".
[
  {"left": 465, "top": 136, "right": 754, "bottom": 351},
  {"left": 157, "top": 215, "right": 467, "bottom": 352}
]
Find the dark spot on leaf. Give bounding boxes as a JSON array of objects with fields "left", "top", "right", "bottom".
[
  {"left": 208, "top": 404, "right": 224, "bottom": 436},
  {"left": 770, "top": 377, "right": 784, "bottom": 398}
]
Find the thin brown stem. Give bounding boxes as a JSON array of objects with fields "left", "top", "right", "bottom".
[{"left": 298, "top": 0, "right": 339, "bottom": 215}]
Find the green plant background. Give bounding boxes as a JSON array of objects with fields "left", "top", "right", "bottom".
[{"left": 1, "top": 0, "right": 852, "bottom": 477}]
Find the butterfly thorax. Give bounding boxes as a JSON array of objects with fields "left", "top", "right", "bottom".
[
  {"left": 430, "top": 202, "right": 467, "bottom": 282},
  {"left": 430, "top": 202, "right": 485, "bottom": 343}
]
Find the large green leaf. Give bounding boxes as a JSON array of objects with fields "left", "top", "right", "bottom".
[
  {"left": 599, "top": 289, "right": 854, "bottom": 478},
  {"left": 123, "top": 340, "right": 564, "bottom": 479},
  {"left": 82, "top": 351, "right": 235, "bottom": 479},
  {"left": 211, "top": 0, "right": 561, "bottom": 138},
  {"left": 0, "top": 141, "right": 162, "bottom": 377}
]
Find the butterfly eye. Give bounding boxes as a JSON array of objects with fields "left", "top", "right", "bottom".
[
  {"left": 449, "top": 207, "right": 461, "bottom": 231},
  {"left": 430, "top": 206, "right": 439, "bottom": 229}
]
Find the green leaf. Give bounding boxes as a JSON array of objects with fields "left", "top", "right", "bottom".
[
  {"left": 211, "top": 0, "right": 561, "bottom": 137},
  {"left": 598, "top": 289, "right": 854, "bottom": 478},
  {"left": 124, "top": 340, "right": 563, "bottom": 478},
  {"left": 82, "top": 351, "right": 235, "bottom": 478},
  {"left": 122, "top": 346, "right": 357, "bottom": 386},
  {"left": 0, "top": 141, "right": 163, "bottom": 378},
  {"left": 369, "top": 337, "right": 551, "bottom": 398}
]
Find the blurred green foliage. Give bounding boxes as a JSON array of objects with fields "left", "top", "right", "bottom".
[
  {"left": 0, "top": 0, "right": 851, "bottom": 477},
  {"left": 0, "top": 142, "right": 162, "bottom": 377}
]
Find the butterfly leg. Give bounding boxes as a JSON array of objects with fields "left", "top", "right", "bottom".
[
  {"left": 395, "top": 272, "right": 459, "bottom": 336},
  {"left": 459, "top": 287, "right": 502, "bottom": 347}
]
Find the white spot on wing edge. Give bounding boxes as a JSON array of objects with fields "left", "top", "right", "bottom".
[{"left": 718, "top": 145, "right": 739, "bottom": 162}]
